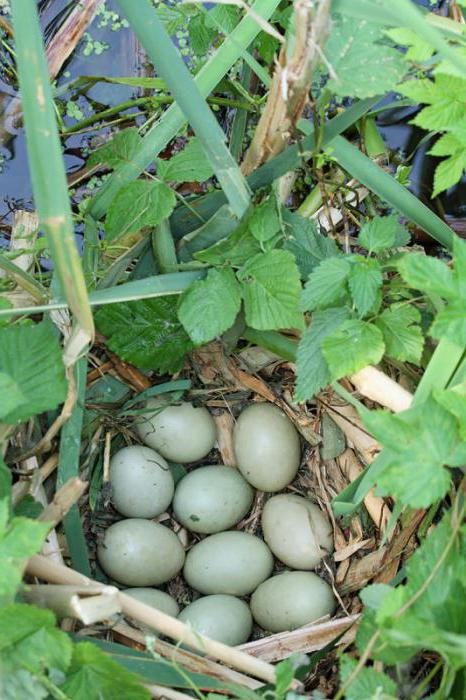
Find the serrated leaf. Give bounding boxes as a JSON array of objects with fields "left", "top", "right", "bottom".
[
  {"left": 95, "top": 297, "right": 193, "bottom": 374},
  {"left": 364, "top": 399, "right": 459, "bottom": 507},
  {"left": 300, "top": 257, "right": 351, "bottom": 311},
  {"left": 384, "top": 27, "right": 434, "bottom": 62},
  {"left": 428, "top": 133, "right": 465, "bottom": 158},
  {"left": 188, "top": 14, "right": 215, "bottom": 56},
  {"left": 249, "top": 196, "right": 281, "bottom": 242},
  {"left": 432, "top": 152, "right": 466, "bottom": 197},
  {"left": 105, "top": 180, "right": 176, "bottom": 242},
  {"left": 324, "top": 17, "right": 406, "bottom": 98},
  {"left": 398, "top": 252, "right": 456, "bottom": 299},
  {"left": 157, "top": 138, "right": 214, "bottom": 183},
  {"left": 87, "top": 128, "right": 142, "bottom": 170},
  {"left": 375, "top": 304, "right": 424, "bottom": 364},
  {"left": 358, "top": 215, "right": 409, "bottom": 253},
  {"left": 361, "top": 511, "right": 466, "bottom": 668},
  {"left": 430, "top": 301, "right": 466, "bottom": 345},
  {"left": 0, "top": 604, "right": 71, "bottom": 676},
  {"left": 62, "top": 641, "right": 151, "bottom": 700},
  {"left": 178, "top": 268, "right": 241, "bottom": 345},
  {"left": 339, "top": 654, "right": 397, "bottom": 700},
  {"left": 237, "top": 250, "right": 304, "bottom": 331},
  {"left": 348, "top": 257, "right": 383, "bottom": 316},
  {"left": 322, "top": 320, "right": 385, "bottom": 378},
  {"left": 295, "top": 307, "right": 351, "bottom": 402},
  {"left": 435, "top": 384, "right": 466, "bottom": 440},
  {"left": 0, "top": 506, "right": 49, "bottom": 603},
  {"left": 0, "top": 322, "right": 67, "bottom": 424},
  {"left": 195, "top": 210, "right": 261, "bottom": 266},
  {"left": 282, "top": 209, "right": 339, "bottom": 279}
]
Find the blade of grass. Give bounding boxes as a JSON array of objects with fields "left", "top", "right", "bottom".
[
  {"left": 115, "top": 0, "right": 250, "bottom": 218},
  {"left": 56, "top": 358, "right": 91, "bottom": 576},
  {"left": 10, "top": 0, "right": 94, "bottom": 349},
  {"left": 230, "top": 63, "right": 252, "bottom": 160},
  {"left": 88, "top": 0, "right": 280, "bottom": 220},
  {"left": 0, "top": 253, "right": 48, "bottom": 302},
  {"left": 412, "top": 338, "right": 464, "bottom": 405},
  {"left": 325, "top": 136, "right": 455, "bottom": 250},
  {"left": 171, "top": 96, "right": 381, "bottom": 238},
  {"left": 0, "top": 270, "right": 205, "bottom": 318}
]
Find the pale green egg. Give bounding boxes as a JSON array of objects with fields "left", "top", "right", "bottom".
[
  {"left": 261, "top": 494, "right": 334, "bottom": 570},
  {"left": 178, "top": 595, "right": 252, "bottom": 645},
  {"left": 110, "top": 445, "right": 174, "bottom": 518},
  {"left": 183, "top": 531, "right": 273, "bottom": 596},
  {"left": 233, "top": 403, "right": 300, "bottom": 492},
  {"left": 173, "top": 465, "right": 253, "bottom": 533},
  {"left": 135, "top": 397, "right": 217, "bottom": 463},
  {"left": 123, "top": 587, "right": 180, "bottom": 618},
  {"left": 250, "top": 572, "right": 336, "bottom": 632},
  {"left": 97, "top": 519, "right": 185, "bottom": 586}
]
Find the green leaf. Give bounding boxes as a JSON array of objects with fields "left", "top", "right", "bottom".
[
  {"left": 295, "top": 307, "right": 350, "bottom": 402},
  {"left": 0, "top": 321, "right": 67, "bottom": 424},
  {"left": 87, "top": 128, "right": 143, "bottom": 170},
  {"left": 358, "top": 215, "right": 409, "bottom": 252},
  {"left": 428, "top": 132, "right": 466, "bottom": 158},
  {"left": 364, "top": 399, "right": 460, "bottom": 507},
  {"left": 300, "top": 257, "right": 351, "bottom": 311},
  {"left": 398, "top": 252, "right": 456, "bottom": 299},
  {"left": 62, "top": 641, "right": 151, "bottom": 700},
  {"left": 430, "top": 301, "right": 466, "bottom": 345},
  {"left": 359, "top": 511, "right": 466, "bottom": 668},
  {"left": 188, "top": 14, "right": 215, "bottom": 56},
  {"left": 249, "top": 195, "right": 281, "bottom": 243},
  {"left": 384, "top": 27, "right": 434, "bottom": 62},
  {"left": 400, "top": 75, "right": 466, "bottom": 129},
  {"left": 435, "top": 384, "right": 466, "bottom": 440},
  {"left": 322, "top": 320, "right": 385, "bottom": 378},
  {"left": 348, "top": 257, "right": 383, "bottom": 316},
  {"left": 237, "top": 250, "right": 304, "bottom": 331},
  {"left": 282, "top": 209, "right": 339, "bottom": 279},
  {"left": 105, "top": 180, "right": 176, "bottom": 242},
  {"left": 95, "top": 297, "right": 193, "bottom": 374},
  {"left": 157, "top": 138, "right": 214, "bottom": 183},
  {"left": 324, "top": 16, "right": 406, "bottom": 98},
  {"left": 195, "top": 211, "right": 261, "bottom": 266},
  {"left": 0, "top": 604, "right": 71, "bottom": 675},
  {"left": 249, "top": 196, "right": 281, "bottom": 243},
  {"left": 375, "top": 304, "right": 424, "bottom": 364},
  {"left": 178, "top": 268, "right": 242, "bottom": 345},
  {"left": 0, "top": 505, "right": 49, "bottom": 603},
  {"left": 432, "top": 152, "right": 466, "bottom": 197},
  {"left": 339, "top": 654, "right": 397, "bottom": 700}
]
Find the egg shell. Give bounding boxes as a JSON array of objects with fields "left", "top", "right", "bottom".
[
  {"left": 261, "top": 494, "right": 334, "bottom": 570},
  {"left": 123, "top": 587, "right": 180, "bottom": 618},
  {"left": 233, "top": 403, "right": 300, "bottom": 492},
  {"left": 183, "top": 531, "right": 274, "bottom": 596},
  {"left": 173, "top": 465, "right": 254, "bottom": 534},
  {"left": 97, "top": 519, "right": 185, "bottom": 586},
  {"left": 250, "top": 571, "right": 336, "bottom": 632},
  {"left": 110, "top": 445, "right": 174, "bottom": 518},
  {"left": 178, "top": 595, "right": 252, "bottom": 645},
  {"left": 135, "top": 397, "right": 217, "bottom": 463}
]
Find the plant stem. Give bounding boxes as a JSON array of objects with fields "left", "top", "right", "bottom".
[{"left": 61, "top": 95, "right": 256, "bottom": 134}]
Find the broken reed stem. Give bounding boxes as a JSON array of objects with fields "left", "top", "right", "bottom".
[
  {"left": 38, "top": 476, "right": 88, "bottom": 529},
  {"left": 12, "top": 453, "right": 59, "bottom": 505},
  {"left": 242, "top": 0, "right": 332, "bottom": 174},
  {"left": 350, "top": 366, "right": 413, "bottom": 412},
  {"left": 25, "top": 554, "right": 278, "bottom": 685},
  {"left": 23, "top": 584, "right": 121, "bottom": 625},
  {"left": 147, "top": 685, "right": 195, "bottom": 700}
]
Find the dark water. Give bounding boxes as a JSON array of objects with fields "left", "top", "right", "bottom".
[{"left": 0, "top": 0, "right": 143, "bottom": 225}]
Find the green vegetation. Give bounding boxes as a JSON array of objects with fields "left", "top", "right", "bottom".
[{"left": 0, "top": 0, "right": 465, "bottom": 698}]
